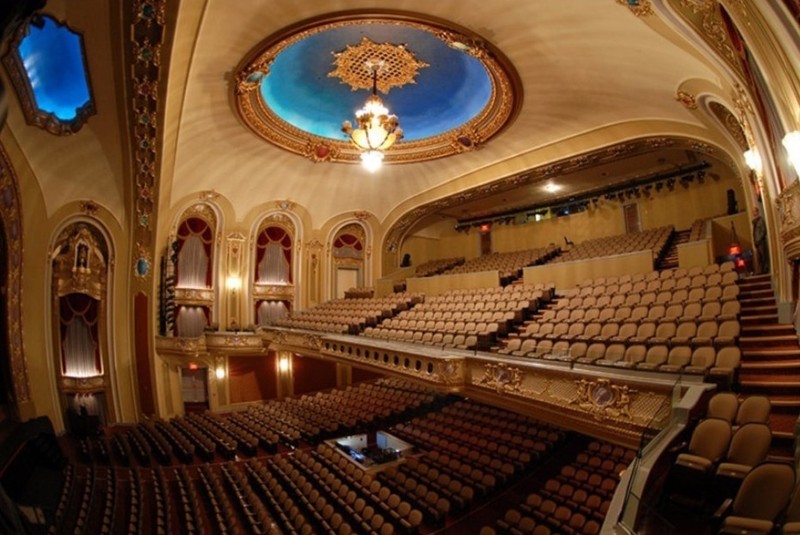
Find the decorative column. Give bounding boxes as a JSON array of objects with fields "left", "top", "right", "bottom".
[
  {"left": 276, "top": 350, "right": 293, "bottom": 400},
  {"left": 225, "top": 232, "right": 246, "bottom": 330}
]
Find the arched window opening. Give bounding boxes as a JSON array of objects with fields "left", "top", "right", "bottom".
[
  {"left": 175, "top": 217, "right": 213, "bottom": 289},
  {"left": 256, "top": 225, "right": 292, "bottom": 284},
  {"left": 60, "top": 293, "right": 101, "bottom": 378}
]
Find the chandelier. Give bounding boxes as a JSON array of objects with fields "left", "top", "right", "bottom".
[{"left": 342, "top": 60, "right": 403, "bottom": 172}]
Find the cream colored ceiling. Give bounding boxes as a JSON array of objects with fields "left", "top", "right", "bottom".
[{"left": 4, "top": 0, "right": 743, "bottom": 233}]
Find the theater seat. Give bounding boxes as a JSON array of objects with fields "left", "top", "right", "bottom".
[{"left": 719, "top": 462, "right": 795, "bottom": 534}]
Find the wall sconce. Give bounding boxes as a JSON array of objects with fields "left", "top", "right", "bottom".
[
  {"left": 215, "top": 366, "right": 226, "bottom": 380},
  {"left": 278, "top": 355, "right": 290, "bottom": 373},
  {"left": 782, "top": 131, "right": 800, "bottom": 174},
  {"left": 226, "top": 275, "right": 242, "bottom": 292},
  {"left": 744, "top": 148, "right": 762, "bottom": 174}
]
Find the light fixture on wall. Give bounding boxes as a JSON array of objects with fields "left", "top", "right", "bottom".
[
  {"left": 782, "top": 131, "right": 800, "bottom": 174},
  {"left": 744, "top": 148, "right": 762, "bottom": 174},
  {"left": 342, "top": 60, "right": 403, "bottom": 173},
  {"left": 226, "top": 275, "right": 242, "bottom": 292}
]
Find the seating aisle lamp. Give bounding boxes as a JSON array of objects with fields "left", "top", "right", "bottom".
[{"left": 342, "top": 60, "right": 403, "bottom": 173}]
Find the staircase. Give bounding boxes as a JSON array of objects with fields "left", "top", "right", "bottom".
[
  {"left": 736, "top": 274, "right": 800, "bottom": 448},
  {"left": 657, "top": 229, "right": 690, "bottom": 270}
]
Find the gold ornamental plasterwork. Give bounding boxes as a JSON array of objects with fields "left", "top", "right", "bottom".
[
  {"left": 708, "top": 101, "right": 748, "bottom": 151},
  {"left": 183, "top": 202, "right": 217, "bottom": 227},
  {"left": 480, "top": 362, "right": 525, "bottom": 394},
  {"left": 253, "top": 284, "right": 295, "bottom": 301},
  {"left": 467, "top": 361, "right": 671, "bottom": 437},
  {"left": 233, "top": 11, "right": 520, "bottom": 165},
  {"left": 0, "top": 144, "right": 30, "bottom": 403},
  {"left": 155, "top": 335, "right": 208, "bottom": 355},
  {"left": 174, "top": 288, "right": 214, "bottom": 306},
  {"left": 572, "top": 378, "right": 635, "bottom": 421},
  {"left": 667, "top": 0, "right": 744, "bottom": 78},
  {"left": 676, "top": 90, "right": 698, "bottom": 109},
  {"left": 259, "top": 213, "right": 295, "bottom": 234},
  {"left": 616, "top": 0, "right": 655, "bottom": 17},
  {"left": 776, "top": 181, "right": 800, "bottom": 262},
  {"left": 329, "top": 37, "right": 428, "bottom": 94},
  {"left": 52, "top": 223, "right": 108, "bottom": 301},
  {"left": 61, "top": 376, "right": 106, "bottom": 392}
]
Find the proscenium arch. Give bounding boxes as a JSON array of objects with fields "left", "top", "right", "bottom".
[{"left": 381, "top": 135, "right": 744, "bottom": 265}]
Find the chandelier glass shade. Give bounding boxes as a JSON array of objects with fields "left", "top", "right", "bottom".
[{"left": 342, "top": 65, "right": 403, "bottom": 172}]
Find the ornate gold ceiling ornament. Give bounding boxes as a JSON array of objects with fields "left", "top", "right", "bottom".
[
  {"left": 199, "top": 190, "right": 220, "bottom": 201},
  {"left": 731, "top": 82, "right": 757, "bottom": 148},
  {"left": 329, "top": 37, "right": 428, "bottom": 94},
  {"left": 233, "top": 11, "right": 520, "bottom": 165},
  {"left": 616, "top": 0, "right": 655, "bottom": 17},
  {"left": 667, "top": 0, "right": 744, "bottom": 78},
  {"left": 479, "top": 362, "right": 524, "bottom": 394},
  {"left": 79, "top": 201, "right": 100, "bottom": 217},
  {"left": 708, "top": 101, "right": 748, "bottom": 151},
  {"left": 435, "top": 30, "right": 489, "bottom": 59},
  {"left": 675, "top": 90, "right": 698, "bottom": 109},
  {"left": 572, "top": 378, "right": 635, "bottom": 421}
]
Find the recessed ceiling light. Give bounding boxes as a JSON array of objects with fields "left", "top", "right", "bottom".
[{"left": 544, "top": 183, "right": 561, "bottom": 193}]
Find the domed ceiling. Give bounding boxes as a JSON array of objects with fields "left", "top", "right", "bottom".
[{"left": 234, "top": 11, "right": 520, "bottom": 164}]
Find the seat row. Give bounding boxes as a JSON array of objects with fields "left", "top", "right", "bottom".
[
  {"left": 513, "top": 318, "right": 740, "bottom": 347},
  {"left": 480, "top": 439, "right": 635, "bottom": 535},
  {"left": 439, "top": 246, "right": 559, "bottom": 279},
  {"left": 553, "top": 226, "right": 672, "bottom": 264},
  {"left": 503, "top": 338, "right": 740, "bottom": 376}
]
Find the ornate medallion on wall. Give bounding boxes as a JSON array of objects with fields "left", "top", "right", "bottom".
[{"left": 234, "top": 10, "right": 521, "bottom": 165}]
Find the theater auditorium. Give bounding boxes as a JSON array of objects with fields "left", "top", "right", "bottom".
[{"left": 0, "top": 1, "right": 799, "bottom": 534}]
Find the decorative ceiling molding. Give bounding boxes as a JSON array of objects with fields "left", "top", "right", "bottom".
[
  {"left": 233, "top": 10, "right": 521, "bottom": 165},
  {"left": 0, "top": 143, "right": 30, "bottom": 405},
  {"left": 2, "top": 15, "right": 96, "bottom": 135},
  {"left": 666, "top": 0, "right": 745, "bottom": 79},
  {"left": 382, "top": 135, "right": 738, "bottom": 253},
  {"left": 616, "top": 0, "right": 655, "bottom": 17},
  {"left": 708, "top": 100, "right": 748, "bottom": 150},
  {"left": 129, "top": 0, "right": 168, "bottom": 281}
]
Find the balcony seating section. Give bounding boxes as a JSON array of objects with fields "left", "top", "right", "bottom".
[
  {"left": 275, "top": 292, "right": 421, "bottom": 334},
  {"left": 494, "top": 262, "right": 741, "bottom": 377},
  {"left": 688, "top": 218, "right": 708, "bottom": 242},
  {"left": 413, "top": 257, "right": 465, "bottom": 277},
  {"left": 343, "top": 286, "right": 376, "bottom": 299},
  {"left": 437, "top": 246, "right": 559, "bottom": 282},
  {"left": 551, "top": 226, "right": 673, "bottom": 264},
  {"left": 482, "top": 440, "right": 635, "bottom": 535},
  {"left": 363, "top": 283, "right": 554, "bottom": 350}
]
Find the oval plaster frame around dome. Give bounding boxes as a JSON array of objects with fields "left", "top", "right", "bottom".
[{"left": 233, "top": 10, "right": 521, "bottom": 165}]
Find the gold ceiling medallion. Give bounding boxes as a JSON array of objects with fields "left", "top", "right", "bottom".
[
  {"left": 233, "top": 11, "right": 520, "bottom": 166},
  {"left": 329, "top": 37, "right": 428, "bottom": 93}
]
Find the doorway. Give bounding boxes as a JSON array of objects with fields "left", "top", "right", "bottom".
[{"left": 181, "top": 367, "right": 209, "bottom": 413}]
